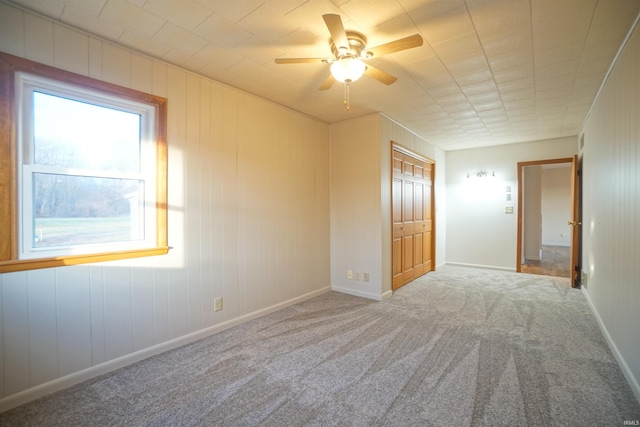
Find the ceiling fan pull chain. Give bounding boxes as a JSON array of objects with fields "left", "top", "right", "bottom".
[{"left": 344, "top": 82, "right": 350, "bottom": 111}]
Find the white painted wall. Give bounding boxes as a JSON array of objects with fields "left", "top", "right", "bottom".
[
  {"left": 446, "top": 137, "right": 577, "bottom": 270},
  {"left": 0, "top": 3, "right": 330, "bottom": 409},
  {"left": 581, "top": 18, "right": 640, "bottom": 399},
  {"left": 541, "top": 166, "right": 571, "bottom": 247},
  {"left": 523, "top": 165, "right": 542, "bottom": 261},
  {"left": 330, "top": 114, "right": 445, "bottom": 299}
]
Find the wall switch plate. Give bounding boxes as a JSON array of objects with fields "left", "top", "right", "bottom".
[
  {"left": 214, "top": 297, "right": 223, "bottom": 312},
  {"left": 347, "top": 270, "right": 353, "bottom": 279},
  {"left": 505, "top": 206, "right": 514, "bottom": 214},
  {"left": 363, "top": 272, "right": 369, "bottom": 282}
]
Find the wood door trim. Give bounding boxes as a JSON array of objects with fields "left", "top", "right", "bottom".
[
  {"left": 391, "top": 142, "right": 436, "bottom": 290},
  {"left": 392, "top": 143, "right": 435, "bottom": 165},
  {"left": 516, "top": 157, "right": 574, "bottom": 273},
  {"left": 569, "top": 154, "right": 581, "bottom": 287}
]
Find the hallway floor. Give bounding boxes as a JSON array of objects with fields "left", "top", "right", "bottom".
[{"left": 522, "top": 245, "right": 571, "bottom": 278}]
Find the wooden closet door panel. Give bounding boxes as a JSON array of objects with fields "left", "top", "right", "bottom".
[
  {"left": 392, "top": 237, "right": 403, "bottom": 285},
  {"left": 402, "top": 235, "right": 415, "bottom": 281},
  {"left": 392, "top": 147, "right": 434, "bottom": 291},
  {"left": 423, "top": 230, "right": 432, "bottom": 271}
]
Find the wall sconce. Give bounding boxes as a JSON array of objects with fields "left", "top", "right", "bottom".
[{"left": 467, "top": 170, "right": 495, "bottom": 178}]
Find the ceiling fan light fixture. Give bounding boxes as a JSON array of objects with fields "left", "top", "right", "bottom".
[{"left": 330, "top": 57, "right": 366, "bottom": 83}]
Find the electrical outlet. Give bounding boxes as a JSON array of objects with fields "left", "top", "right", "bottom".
[
  {"left": 363, "top": 272, "right": 369, "bottom": 282},
  {"left": 214, "top": 297, "right": 223, "bottom": 312},
  {"left": 347, "top": 270, "right": 353, "bottom": 279},
  {"left": 355, "top": 272, "right": 360, "bottom": 281},
  {"left": 581, "top": 271, "right": 588, "bottom": 287}
]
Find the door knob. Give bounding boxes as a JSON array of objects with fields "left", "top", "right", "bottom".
[{"left": 567, "top": 220, "right": 582, "bottom": 226}]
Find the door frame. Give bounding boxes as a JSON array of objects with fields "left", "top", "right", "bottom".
[
  {"left": 516, "top": 156, "right": 580, "bottom": 286},
  {"left": 391, "top": 142, "right": 436, "bottom": 291}
]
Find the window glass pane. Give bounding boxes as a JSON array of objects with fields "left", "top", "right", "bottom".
[
  {"left": 32, "top": 173, "right": 144, "bottom": 248},
  {"left": 32, "top": 92, "right": 141, "bottom": 172}
]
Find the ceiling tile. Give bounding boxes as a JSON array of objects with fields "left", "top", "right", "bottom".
[
  {"left": 461, "top": 80, "right": 497, "bottom": 97},
  {"left": 535, "top": 74, "right": 576, "bottom": 92},
  {"left": 401, "top": 0, "right": 465, "bottom": 27},
  {"left": 194, "top": 13, "right": 254, "bottom": 48},
  {"left": 493, "top": 64, "right": 534, "bottom": 84},
  {"left": 531, "top": 0, "right": 597, "bottom": 50},
  {"left": 61, "top": 6, "right": 124, "bottom": 40},
  {"left": 118, "top": 29, "right": 171, "bottom": 58},
  {"left": 488, "top": 50, "right": 533, "bottom": 72},
  {"left": 194, "top": 0, "right": 265, "bottom": 23},
  {"left": 482, "top": 30, "right": 532, "bottom": 59},
  {"left": 467, "top": 0, "right": 530, "bottom": 38},
  {"left": 585, "top": 0, "right": 640, "bottom": 46},
  {"left": 152, "top": 22, "right": 209, "bottom": 56},
  {"left": 339, "top": 0, "right": 407, "bottom": 29},
  {"left": 143, "top": 0, "right": 212, "bottom": 31},
  {"left": 6, "top": 0, "right": 640, "bottom": 151},
  {"left": 100, "top": 0, "right": 165, "bottom": 39},
  {"left": 497, "top": 77, "right": 534, "bottom": 94},
  {"left": 419, "top": 6, "right": 475, "bottom": 45},
  {"left": 284, "top": 0, "right": 343, "bottom": 36},
  {"left": 235, "top": 35, "right": 286, "bottom": 65},
  {"left": 236, "top": 2, "right": 301, "bottom": 43},
  {"left": 9, "top": 0, "right": 64, "bottom": 17},
  {"left": 64, "top": 0, "right": 107, "bottom": 17}
]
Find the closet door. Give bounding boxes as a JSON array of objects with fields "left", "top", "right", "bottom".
[{"left": 392, "top": 147, "right": 434, "bottom": 290}]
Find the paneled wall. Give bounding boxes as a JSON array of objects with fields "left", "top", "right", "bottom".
[
  {"left": 0, "top": 3, "right": 330, "bottom": 407},
  {"left": 581, "top": 20, "right": 640, "bottom": 398},
  {"left": 330, "top": 113, "right": 444, "bottom": 299},
  {"left": 330, "top": 114, "right": 384, "bottom": 299}
]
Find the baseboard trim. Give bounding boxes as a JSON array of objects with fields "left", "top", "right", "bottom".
[
  {"left": 332, "top": 285, "right": 384, "bottom": 301},
  {"left": 0, "top": 286, "right": 331, "bottom": 413},
  {"left": 446, "top": 262, "right": 516, "bottom": 272},
  {"left": 581, "top": 287, "right": 640, "bottom": 403}
]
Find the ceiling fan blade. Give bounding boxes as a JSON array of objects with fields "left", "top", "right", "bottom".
[
  {"left": 323, "top": 14, "right": 349, "bottom": 53},
  {"left": 366, "top": 34, "right": 423, "bottom": 58},
  {"left": 275, "top": 57, "right": 329, "bottom": 64},
  {"left": 364, "top": 64, "right": 397, "bottom": 85},
  {"left": 319, "top": 74, "right": 336, "bottom": 90}
]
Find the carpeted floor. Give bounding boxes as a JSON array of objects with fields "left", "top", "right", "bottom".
[{"left": 1, "top": 266, "right": 639, "bottom": 426}]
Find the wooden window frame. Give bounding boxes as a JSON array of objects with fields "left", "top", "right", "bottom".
[{"left": 0, "top": 51, "right": 168, "bottom": 273}]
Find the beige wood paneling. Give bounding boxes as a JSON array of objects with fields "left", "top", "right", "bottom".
[
  {"left": 581, "top": 20, "right": 640, "bottom": 398},
  {"left": 0, "top": 4, "right": 330, "bottom": 407}
]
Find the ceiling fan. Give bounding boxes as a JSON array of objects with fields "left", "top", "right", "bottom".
[{"left": 274, "top": 14, "right": 423, "bottom": 110}]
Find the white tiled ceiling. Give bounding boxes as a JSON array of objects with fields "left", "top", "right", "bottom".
[{"left": 7, "top": 0, "right": 640, "bottom": 151}]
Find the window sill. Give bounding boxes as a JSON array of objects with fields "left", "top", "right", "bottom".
[{"left": 0, "top": 246, "right": 170, "bottom": 273}]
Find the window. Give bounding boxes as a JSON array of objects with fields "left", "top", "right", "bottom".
[{"left": 0, "top": 52, "right": 168, "bottom": 272}]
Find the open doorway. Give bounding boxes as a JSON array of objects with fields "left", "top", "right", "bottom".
[{"left": 516, "top": 158, "right": 575, "bottom": 279}]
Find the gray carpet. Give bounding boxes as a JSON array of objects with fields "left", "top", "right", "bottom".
[{"left": 1, "top": 266, "right": 639, "bottom": 426}]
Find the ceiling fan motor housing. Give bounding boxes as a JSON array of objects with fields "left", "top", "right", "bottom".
[{"left": 330, "top": 31, "right": 369, "bottom": 59}]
